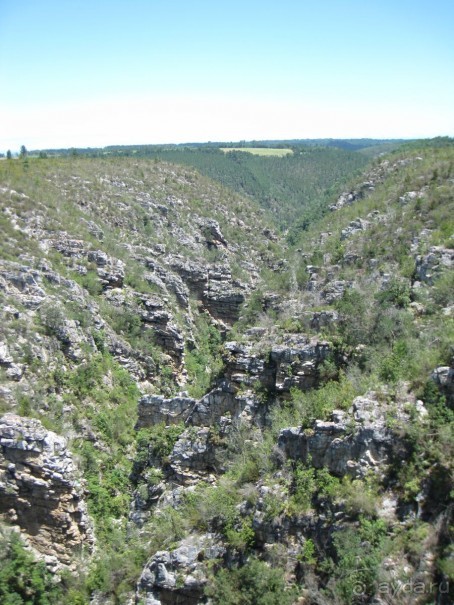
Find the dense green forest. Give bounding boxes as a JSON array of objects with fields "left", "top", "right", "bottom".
[{"left": 137, "top": 146, "right": 369, "bottom": 227}]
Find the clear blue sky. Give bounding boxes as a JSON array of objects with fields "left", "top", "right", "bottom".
[{"left": 1, "top": 0, "right": 453, "bottom": 151}]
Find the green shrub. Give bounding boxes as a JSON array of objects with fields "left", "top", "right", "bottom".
[
  {"left": 205, "top": 557, "right": 299, "bottom": 605},
  {"left": 38, "top": 303, "right": 65, "bottom": 335},
  {"left": 432, "top": 270, "right": 454, "bottom": 307},
  {"left": 74, "top": 270, "right": 103, "bottom": 296},
  {"left": 224, "top": 517, "right": 255, "bottom": 552},
  {"left": 283, "top": 374, "right": 356, "bottom": 430},
  {"left": 135, "top": 423, "right": 185, "bottom": 469},
  {"left": 327, "top": 517, "right": 389, "bottom": 604},
  {"left": 185, "top": 311, "right": 222, "bottom": 398},
  {"left": 300, "top": 538, "right": 317, "bottom": 566},
  {"left": 334, "top": 289, "right": 371, "bottom": 348},
  {"left": 0, "top": 531, "right": 64, "bottom": 604},
  {"left": 376, "top": 278, "right": 411, "bottom": 309},
  {"left": 378, "top": 339, "right": 409, "bottom": 383},
  {"left": 288, "top": 463, "right": 316, "bottom": 513}
]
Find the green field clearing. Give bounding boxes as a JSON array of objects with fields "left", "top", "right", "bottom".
[{"left": 220, "top": 147, "right": 293, "bottom": 157}]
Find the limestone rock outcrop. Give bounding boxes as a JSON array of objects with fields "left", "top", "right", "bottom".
[
  {"left": 0, "top": 413, "right": 93, "bottom": 564},
  {"left": 166, "top": 256, "right": 248, "bottom": 323},
  {"left": 415, "top": 246, "right": 454, "bottom": 284},
  {"left": 278, "top": 393, "right": 426, "bottom": 478},
  {"left": 136, "top": 533, "right": 225, "bottom": 605},
  {"left": 431, "top": 364, "right": 454, "bottom": 406},
  {"left": 223, "top": 336, "right": 330, "bottom": 392}
]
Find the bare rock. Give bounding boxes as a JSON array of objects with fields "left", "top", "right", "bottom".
[
  {"left": 136, "top": 533, "right": 225, "bottom": 605},
  {"left": 169, "top": 427, "right": 218, "bottom": 482},
  {"left": 197, "top": 217, "right": 228, "bottom": 248},
  {"left": 341, "top": 218, "right": 369, "bottom": 240},
  {"left": 415, "top": 246, "right": 454, "bottom": 284},
  {"left": 166, "top": 257, "right": 248, "bottom": 323},
  {"left": 0, "top": 413, "right": 93, "bottom": 564},
  {"left": 223, "top": 336, "right": 330, "bottom": 393},
  {"left": 399, "top": 190, "right": 424, "bottom": 205},
  {"left": 321, "top": 280, "right": 351, "bottom": 304},
  {"left": 431, "top": 365, "right": 454, "bottom": 406},
  {"left": 0, "top": 342, "right": 14, "bottom": 366},
  {"left": 144, "top": 258, "right": 189, "bottom": 307},
  {"left": 278, "top": 392, "right": 426, "bottom": 478},
  {"left": 0, "top": 262, "right": 47, "bottom": 308},
  {"left": 54, "top": 319, "right": 95, "bottom": 361},
  {"left": 137, "top": 395, "right": 196, "bottom": 428},
  {"left": 309, "top": 310, "right": 339, "bottom": 331}
]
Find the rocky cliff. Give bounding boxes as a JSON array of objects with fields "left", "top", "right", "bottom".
[{"left": 0, "top": 414, "right": 93, "bottom": 566}]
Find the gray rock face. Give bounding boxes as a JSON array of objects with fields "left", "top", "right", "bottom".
[
  {"left": 54, "top": 319, "right": 94, "bottom": 361},
  {"left": 415, "top": 246, "right": 454, "bottom": 284},
  {"left": 81, "top": 219, "right": 104, "bottom": 240},
  {"left": 223, "top": 336, "right": 330, "bottom": 393},
  {"left": 47, "top": 235, "right": 87, "bottom": 258},
  {"left": 309, "top": 310, "right": 339, "bottom": 331},
  {"left": 138, "top": 294, "right": 185, "bottom": 361},
  {"left": 278, "top": 393, "right": 425, "bottom": 478},
  {"left": 169, "top": 427, "right": 218, "bottom": 482},
  {"left": 321, "top": 280, "right": 351, "bottom": 304},
  {"left": 144, "top": 258, "right": 190, "bottom": 308},
  {"left": 136, "top": 534, "right": 225, "bottom": 605},
  {"left": 197, "top": 217, "right": 228, "bottom": 248},
  {"left": 431, "top": 365, "right": 454, "bottom": 406},
  {"left": 189, "top": 383, "right": 261, "bottom": 426},
  {"left": 137, "top": 395, "right": 196, "bottom": 428},
  {"left": 341, "top": 218, "right": 369, "bottom": 240},
  {"left": 0, "top": 414, "right": 93, "bottom": 564},
  {"left": 270, "top": 338, "right": 330, "bottom": 392},
  {"left": 399, "top": 190, "right": 424, "bottom": 205},
  {"left": 87, "top": 250, "right": 125, "bottom": 289},
  {"left": 0, "top": 262, "right": 47, "bottom": 309},
  {"left": 166, "top": 257, "right": 248, "bottom": 323},
  {"left": 203, "top": 278, "right": 246, "bottom": 323},
  {"left": 137, "top": 381, "right": 262, "bottom": 432},
  {"left": 0, "top": 341, "right": 24, "bottom": 382}
]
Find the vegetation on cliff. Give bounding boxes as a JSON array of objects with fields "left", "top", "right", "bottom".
[{"left": 0, "top": 139, "right": 453, "bottom": 604}]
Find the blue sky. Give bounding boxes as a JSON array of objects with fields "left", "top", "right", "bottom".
[{"left": 1, "top": 0, "right": 453, "bottom": 151}]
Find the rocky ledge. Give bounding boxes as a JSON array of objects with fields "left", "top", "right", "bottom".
[{"left": 278, "top": 392, "right": 427, "bottom": 478}]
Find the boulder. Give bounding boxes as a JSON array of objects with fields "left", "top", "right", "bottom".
[
  {"left": 136, "top": 534, "right": 225, "bottom": 605},
  {"left": 431, "top": 365, "right": 454, "bottom": 406},
  {"left": 415, "top": 246, "right": 454, "bottom": 285},
  {"left": 340, "top": 218, "right": 369, "bottom": 240}
]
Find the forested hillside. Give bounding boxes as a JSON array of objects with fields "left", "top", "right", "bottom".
[
  {"left": 140, "top": 146, "right": 368, "bottom": 228},
  {"left": 35, "top": 142, "right": 374, "bottom": 228},
  {"left": 0, "top": 139, "right": 452, "bottom": 604}
]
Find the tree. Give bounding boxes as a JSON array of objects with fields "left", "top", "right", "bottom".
[
  {"left": 19, "top": 145, "right": 27, "bottom": 158},
  {"left": 6, "top": 150, "right": 12, "bottom": 160}
]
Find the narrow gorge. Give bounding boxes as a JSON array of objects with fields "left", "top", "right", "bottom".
[{"left": 0, "top": 141, "right": 453, "bottom": 604}]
